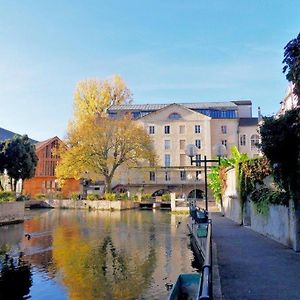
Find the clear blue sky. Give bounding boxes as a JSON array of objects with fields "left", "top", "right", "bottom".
[{"left": 0, "top": 0, "right": 299, "bottom": 141}]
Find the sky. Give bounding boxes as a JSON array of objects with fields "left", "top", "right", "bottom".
[{"left": 0, "top": 0, "right": 299, "bottom": 141}]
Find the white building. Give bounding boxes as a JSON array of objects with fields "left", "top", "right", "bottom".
[{"left": 108, "top": 100, "right": 260, "bottom": 196}]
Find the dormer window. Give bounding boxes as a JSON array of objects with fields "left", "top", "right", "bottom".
[{"left": 168, "top": 112, "right": 182, "bottom": 120}]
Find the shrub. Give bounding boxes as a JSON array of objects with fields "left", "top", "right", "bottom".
[
  {"left": 118, "top": 193, "right": 129, "bottom": 200},
  {"left": 53, "top": 192, "right": 64, "bottom": 200},
  {"left": 0, "top": 191, "right": 15, "bottom": 202},
  {"left": 87, "top": 193, "right": 100, "bottom": 201},
  {"left": 141, "top": 194, "right": 152, "bottom": 201},
  {"left": 70, "top": 192, "right": 80, "bottom": 201},
  {"left": 35, "top": 193, "right": 46, "bottom": 200},
  {"left": 161, "top": 193, "right": 171, "bottom": 202},
  {"left": 104, "top": 192, "right": 116, "bottom": 201},
  {"left": 132, "top": 194, "right": 138, "bottom": 201},
  {"left": 16, "top": 194, "right": 30, "bottom": 202}
]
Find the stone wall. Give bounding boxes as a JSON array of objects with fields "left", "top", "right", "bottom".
[
  {"left": 0, "top": 202, "right": 25, "bottom": 225},
  {"left": 43, "top": 199, "right": 138, "bottom": 210},
  {"left": 222, "top": 168, "right": 242, "bottom": 224},
  {"left": 222, "top": 168, "right": 299, "bottom": 251}
]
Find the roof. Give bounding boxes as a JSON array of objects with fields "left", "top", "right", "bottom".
[
  {"left": 0, "top": 127, "right": 38, "bottom": 143},
  {"left": 232, "top": 100, "right": 252, "bottom": 105},
  {"left": 35, "top": 136, "right": 61, "bottom": 150},
  {"left": 239, "top": 118, "right": 258, "bottom": 126},
  {"left": 108, "top": 101, "right": 238, "bottom": 112}
]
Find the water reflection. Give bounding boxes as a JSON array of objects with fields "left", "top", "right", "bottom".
[
  {"left": 0, "top": 252, "right": 32, "bottom": 299},
  {"left": 0, "top": 209, "right": 200, "bottom": 299}
]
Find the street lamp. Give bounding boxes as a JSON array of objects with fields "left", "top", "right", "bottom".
[{"left": 185, "top": 144, "right": 225, "bottom": 211}]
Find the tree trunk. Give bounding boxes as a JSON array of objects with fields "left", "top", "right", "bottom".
[
  {"left": 0, "top": 178, "right": 3, "bottom": 191},
  {"left": 105, "top": 176, "right": 112, "bottom": 193}
]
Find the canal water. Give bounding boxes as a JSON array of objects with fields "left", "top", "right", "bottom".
[{"left": 0, "top": 209, "right": 201, "bottom": 299}]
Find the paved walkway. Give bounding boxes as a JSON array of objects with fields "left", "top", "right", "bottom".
[{"left": 211, "top": 212, "right": 300, "bottom": 300}]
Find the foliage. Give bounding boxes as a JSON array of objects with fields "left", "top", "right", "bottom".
[
  {"left": 118, "top": 193, "right": 129, "bottom": 200},
  {"left": 141, "top": 194, "right": 152, "bottom": 201},
  {"left": 16, "top": 194, "right": 30, "bottom": 201},
  {"left": 56, "top": 76, "right": 156, "bottom": 192},
  {"left": 35, "top": 193, "right": 46, "bottom": 200},
  {"left": 0, "top": 191, "right": 15, "bottom": 202},
  {"left": 104, "top": 192, "right": 116, "bottom": 201},
  {"left": 132, "top": 194, "right": 138, "bottom": 201},
  {"left": 87, "top": 193, "right": 100, "bottom": 201},
  {"left": 73, "top": 75, "right": 132, "bottom": 126},
  {"left": 238, "top": 157, "right": 271, "bottom": 205},
  {"left": 208, "top": 146, "right": 247, "bottom": 204},
  {"left": 1, "top": 135, "right": 38, "bottom": 192},
  {"left": 70, "top": 192, "right": 80, "bottom": 200},
  {"left": 53, "top": 192, "right": 64, "bottom": 200},
  {"left": 283, "top": 32, "right": 300, "bottom": 101},
  {"left": 259, "top": 108, "right": 300, "bottom": 201},
  {"left": 161, "top": 193, "right": 171, "bottom": 202}
]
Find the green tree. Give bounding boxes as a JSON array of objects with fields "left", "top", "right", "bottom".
[
  {"left": 3, "top": 135, "right": 38, "bottom": 192},
  {"left": 283, "top": 32, "right": 300, "bottom": 103},
  {"left": 0, "top": 141, "right": 5, "bottom": 190},
  {"left": 259, "top": 108, "right": 300, "bottom": 201}
]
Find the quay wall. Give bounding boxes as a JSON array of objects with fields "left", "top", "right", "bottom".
[
  {"left": 43, "top": 199, "right": 139, "bottom": 210},
  {"left": 0, "top": 202, "right": 25, "bottom": 225}
]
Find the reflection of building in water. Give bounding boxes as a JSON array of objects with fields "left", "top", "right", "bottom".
[{"left": 1, "top": 210, "right": 199, "bottom": 299}]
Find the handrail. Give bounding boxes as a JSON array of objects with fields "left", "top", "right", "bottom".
[{"left": 199, "top": 219, "right": 212, "bottom": 299}]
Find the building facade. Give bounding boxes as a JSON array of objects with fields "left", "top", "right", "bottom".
[
  {"left": 277, "top": 84, "right": 299, "bottom": 116},
  {"left": 108, "top": 100, "right": 260, "bottom": 196},
  {"left": 23, "top": 136, "right": 80, "bottom": 197}
]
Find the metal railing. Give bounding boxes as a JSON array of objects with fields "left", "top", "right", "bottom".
[{"left": 199, "top": 219, "right": 212, "bottom": 299}]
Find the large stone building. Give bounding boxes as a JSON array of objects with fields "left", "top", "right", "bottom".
[{"left": 107, "top": 100, "right": 260, "bottom": 197}]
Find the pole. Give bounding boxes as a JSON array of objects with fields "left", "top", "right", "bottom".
[{"left": 204, "top": 155, "right": 208, "bottom": 211}]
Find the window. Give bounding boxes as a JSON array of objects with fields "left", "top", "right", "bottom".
[
  {"left": 165, "top": 172, "right": 171, "bottom": 181},
  {"left": 195, "top": 154, "right": 201, "bottom": 167},
  {"left": 164, "top": 125, "right": 170, "bottom": 134},
  {"left": 251, "top": 134, "right": 259, "bottom": 150},
  {"left": 195, "top": 125, "right": 201, "bottom": 133},
  {"left": 168, "top": 112, "right": 182, "bottom": 120},
  {"left": 240, "top": 134, "right": 246, "bottom": 146},
  {"left": 180, "top": 140, "right": 185, "bottom": 150},
  {"left": 164, "top": 140, "right": 171, "bottom": 150},
  {"left": 180, "top": 154, "right": 186, "bottom": 166},
  {"left": 149, "top": 126, "right": 155, "bottom": 134},
  {"left": 179, "top": 125, "right": 185, "bottom": 134},
  {"left": 195, "top": 170, "right": 201, "bottom": 181},
  {"left": 164, "top": 154, "right": 171, "bottom": 167},
  {"left": 149, "top": 171, "right": 155, "bottom": 181},
  {"left": 221, "top": 125, "right": 227, "bottom": 134},
  {"left": 195, "top": 139, "right": 201, "bottom": 149},
  {"left": 180, "top": 171, "right": 186, "bottom": 181},
  {"left": 222, "top": 140, "right": 227, "bottom": 149}
]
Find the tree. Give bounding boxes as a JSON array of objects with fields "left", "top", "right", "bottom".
[
  {"left": 259, "top": 108, "right": 300, "bottom": 201},
  {"left": 0, "top": 141, "right": 5, "bottom": 190},
  {"left": 56, "top": 115, "right": 155, "bottom": 192},
  {"left": 56, "top": 75, "right": 155, "bottom": 192},
  {"left": 73, "top": 75, "right": 132, "bottom": 127},
  {"left": 3, "top": 135, "right": 38, "bottom": 192},
  {"left": 283, "top": 32, "right": 300, "bottom": 103}
]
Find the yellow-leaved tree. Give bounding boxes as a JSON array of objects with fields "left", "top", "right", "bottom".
[{"left": 56, "top": 75, "right": 156, "bottom": 192}]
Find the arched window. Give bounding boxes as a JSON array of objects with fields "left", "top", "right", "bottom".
[
  {"left": 250, "top": 134, "right": 259, "bottom": 150},
  {"left": 168, "top": 112, "right": 182, "bottom": 120}
]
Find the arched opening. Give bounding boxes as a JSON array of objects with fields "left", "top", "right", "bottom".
[
  {"left": 187, "top": 189, "right": 204, "bottom": 199},
  {"left": 112, "top": 184, "right": 128, "bottom": 193},
  {"left": 151, "top": 189, "right": 170, "bottom": 197}
]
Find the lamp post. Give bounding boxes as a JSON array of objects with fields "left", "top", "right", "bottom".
[{"left": 185, "top": 144, "right": 225, "bottom": 211}]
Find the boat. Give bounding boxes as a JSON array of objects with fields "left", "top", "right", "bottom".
[{"left": 167, "top": 273, "right": 201, "bottom": 300}]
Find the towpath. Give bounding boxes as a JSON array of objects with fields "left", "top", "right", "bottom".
[{"left": 211, "top": 211, "right": 300, "bottom": 300}]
